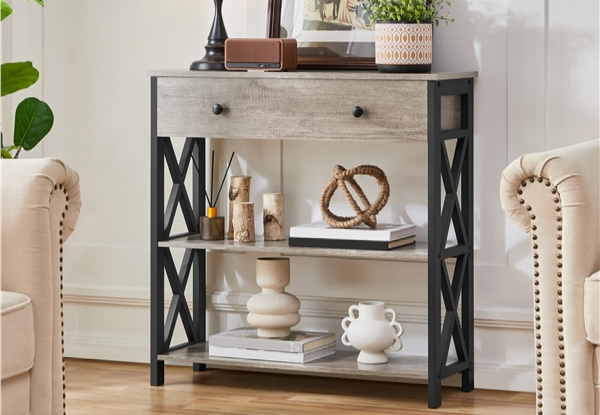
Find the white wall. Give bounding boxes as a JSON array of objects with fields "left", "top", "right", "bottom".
[{"left": 4, "top": 0, "right": 597, "bottom": 392}]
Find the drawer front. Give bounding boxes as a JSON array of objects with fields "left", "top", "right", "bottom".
[{"left": 156, "top": 77, "right": 429, "bottom": 142}]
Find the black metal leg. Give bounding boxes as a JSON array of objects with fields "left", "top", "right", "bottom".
[
  {"left": 193, "top": 138, "right": 207, "bottom": 373},
  {"left": 428, "top": 81, "right": 443, "bottom": 409},
  {"left": 150, "top": 77, "right": 165, "bottom": 386},
  {"left": 427, "top": 79, "right": 475, "bottom": 407},
  {"left": 461, "top": 80, "right": 475, "bottom": 392}
]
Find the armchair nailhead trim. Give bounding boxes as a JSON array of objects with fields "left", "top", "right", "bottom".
[
  {"left": 519, "top": 176, "right": 567, "bottom": 412},
  {"left": 56, "top": 187, "right": 70, "bottom": 415}
]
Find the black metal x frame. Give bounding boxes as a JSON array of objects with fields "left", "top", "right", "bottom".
[
  {"left": 427, "top": 78, "right": 475, "bottom": 408},
  {"left": 151, "top": 77, "right": 207, "bottom": 386}
]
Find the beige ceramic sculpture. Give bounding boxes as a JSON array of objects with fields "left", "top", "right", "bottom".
[{"left": 247, "top": 257, "right": 301, "bottom": 337}]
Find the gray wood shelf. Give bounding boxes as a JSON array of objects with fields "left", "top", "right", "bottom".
[
  {"left": 159, "top": 235, "right": 432, "bottom": 262},
  {"left": 146, "top": 69, "right": 477, "bottom": 81},
  {"left": 158, "top": 342, "right": 428, "bottom": 381}
]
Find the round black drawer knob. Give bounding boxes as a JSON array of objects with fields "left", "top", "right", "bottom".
[
  {"left": 212, "top": 104, "right": 224, "bottom": 115},
  {"left": 352, "top": 106, "right": 363, "bottom": 118}
]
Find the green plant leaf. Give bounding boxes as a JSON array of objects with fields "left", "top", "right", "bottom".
[
  {"left": 1, "top": 148, "right": 13, "bottom": 159},
  {"left": 23, "top": 0, "right": 44, "bottom": 6},
  {"left": 1, "top": 62, "right": 39, "bottom": 97},
  {"left": 13, "top": 97, "right": 54, "bottom": 150},
  {"left": 1, "top": 1, "right": 12, "bottom": 20}
]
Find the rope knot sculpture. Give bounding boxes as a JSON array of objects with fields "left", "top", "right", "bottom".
[{"left": 319, "top": 165, "right": 390, "bottom": 229}]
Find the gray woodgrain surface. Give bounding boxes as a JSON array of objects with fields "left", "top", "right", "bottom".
[
  {"left": 157, "top": 77, "right": 430, "bottom": 142},
  {"left": 147, "top": 69, "right": 478, "bottom": 81},
  {"left": 158, "top": 342, "right": 429, "bottom": 380},
  {"left": 159, "top": 235, "right": 432, "bottom": 262}
]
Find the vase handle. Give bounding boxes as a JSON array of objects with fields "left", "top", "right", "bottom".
[
  {"left": 348, "top": 304, "right": 359, "bottom": 320},
  {"left": 341, "top": 317, "right": 353, "bottom": 346},
  {"left": 384, "top": 307, "right": 397, "bottom": 323},
  {"left": 388, "top": 321, "right": 404, "bottom": 352}
]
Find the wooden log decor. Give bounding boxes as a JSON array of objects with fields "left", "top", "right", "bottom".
[
  {"left": 228, "top": 176, "right": 251, "bottom": 239},
  {"left": 263, "top": 193, "right": 285, "bottom": 241},
  {"left": 319, "top": 165, "right": 390, "bottom": 229},
  {"left": 232, "top": 202, "right": 255, "bottom": 242}
]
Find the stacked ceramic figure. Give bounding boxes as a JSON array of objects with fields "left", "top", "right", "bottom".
[{"left": 247, "top": 257, "right": 301, "bottom": 337}]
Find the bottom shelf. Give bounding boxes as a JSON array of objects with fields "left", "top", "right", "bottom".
[{"left": 158, "top": 342, "right": 428, "bottom": 381}]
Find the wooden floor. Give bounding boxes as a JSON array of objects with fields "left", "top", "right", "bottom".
[{"left": 65, "top": 359, "right": 535, "bottom": 415}]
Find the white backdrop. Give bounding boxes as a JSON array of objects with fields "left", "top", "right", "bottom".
[{"left": 2, "top": 0, "right": 598, "bottom": 392}]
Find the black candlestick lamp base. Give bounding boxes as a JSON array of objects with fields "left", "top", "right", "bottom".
[{"left": 190, "top": 0, "right": 228, "bottom": 71}]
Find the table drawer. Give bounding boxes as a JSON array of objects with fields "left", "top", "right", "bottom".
[{"left": 156, "top": 77, "right": 430, "bottom": 142}]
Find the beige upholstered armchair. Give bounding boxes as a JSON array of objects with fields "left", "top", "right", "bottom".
[
  {"left": 500, "top": 139, "right": 599, "bottom": 415},
  {"left": 1, "top": 159, "right": 81, "bottom": 415}
]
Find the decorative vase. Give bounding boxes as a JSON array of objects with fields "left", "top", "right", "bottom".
[
  {"left": 247, "top": 257, "right": 301, "bottom": 337},
  {"left": 341, "top": 301, "right": 403, "bottom": 364},
  {"left": 228, "top": 176, "right": 251, "bottom": 239},
  {"left": 263, "top": 193, "right": 285, "bottom": 241},
  {"left": 375, "top": 21, "right": 432, "bottom": 73}
]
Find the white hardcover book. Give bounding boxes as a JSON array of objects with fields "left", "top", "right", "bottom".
[
  {"left": 209, "top": 327, "right": 335, "bottom": 352},
  {"left": 208, "top": 343, "right": 336, "bottom": 364},
  {"left": 289, "top": 221, "right": 417, "bottom": 242}
]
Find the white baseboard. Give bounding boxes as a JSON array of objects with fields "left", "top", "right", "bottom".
[{"left": 62, "top": 286, "right": 535, "bottom": 391}]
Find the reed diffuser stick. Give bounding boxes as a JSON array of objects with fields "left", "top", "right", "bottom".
[
  {"left": 210, "top": 150, "right": 215, "bottom": 207},
  {"left": 191, "top": 154, "right": 212, "bottom": 207},
  {"left": 213, "top": 151, "right": 235, "bottom": 208},
  {"left": 191, "top": 151, "right": 236, "bottom": 208}
]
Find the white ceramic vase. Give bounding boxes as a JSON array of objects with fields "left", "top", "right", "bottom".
[{"left": 341, "top": 301, "right": 403, "bottom": 364}]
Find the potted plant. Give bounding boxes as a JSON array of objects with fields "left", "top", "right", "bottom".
[
  {"left": 1, "top": 0, "right": 54, "bottom": 159},
  {"left": 361, "top": 0, "right": 454, "bottom": 73}
]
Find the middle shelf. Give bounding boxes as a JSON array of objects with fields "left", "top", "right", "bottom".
[{"left": 159, "top": 235, "right": 431, "bottom": 262}]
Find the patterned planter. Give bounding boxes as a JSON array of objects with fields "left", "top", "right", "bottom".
[{"left": 375, "top": 21, "right": 433, "bottom": 73}]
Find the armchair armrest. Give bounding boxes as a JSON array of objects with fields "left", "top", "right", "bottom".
[
  {"left": 1, "top": 158, "right": 81, "bottom": 415},
  {"left": 500, "top": 139, "right": 599, "bottom": 415}
]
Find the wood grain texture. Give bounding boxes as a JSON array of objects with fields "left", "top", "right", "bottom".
[
  {"left": 147, "top": 69, "right": 478, "bottom": 81},
  {"left": 158, "top": 236, "right": 436, "bottom": 263},
  {"left": 232, "top": 202, "right": 255, "bottom": 243},
  {"left": 159, "top": 342, "right": 430, "bottom": 380},
  {"left": 65, "top": 358, "right": 533, "bottom": 415},
  {"left": 157, "top": 77, "right": 430, "bottom": 142},
  {"left": 227, "top": 176, "right": 251, "bottom": 239}
]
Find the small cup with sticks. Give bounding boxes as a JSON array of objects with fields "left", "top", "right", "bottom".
[{"left": 192, "top": 150, "right": 235, "bottom": 240}]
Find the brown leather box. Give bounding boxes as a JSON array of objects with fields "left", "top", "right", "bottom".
[{"left": 225, "top": 38, "right": 297, "bottom": 71}]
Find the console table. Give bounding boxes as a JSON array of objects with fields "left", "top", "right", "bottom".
[{"left": 147, "top": 69, "right": 477, "bottom": 408}]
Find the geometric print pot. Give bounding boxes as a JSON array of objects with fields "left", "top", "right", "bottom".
[{"left": 375, "top": 21, "right": 432, "bottom": 73}]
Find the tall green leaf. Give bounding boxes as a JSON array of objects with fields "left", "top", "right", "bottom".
[
  {"left": 1, "top": 61, "right": 39, "bottom": 96},
  {"left": 1, "top": 1, "right": 12, "bottom": 20},
  {"left": 14, "top": 97, "right": 54, "bottom": 150}
]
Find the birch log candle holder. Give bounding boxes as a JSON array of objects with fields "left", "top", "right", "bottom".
[
  {"left": 263, "top": 193, "right": 285, "bottom": 241},
  {"left": 228, "top": 175, "right": 251, "bottom": 239},
  {"left": 232, "top": 202, "right": 255, "bottom": 242}
]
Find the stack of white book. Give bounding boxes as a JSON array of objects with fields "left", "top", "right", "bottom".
[
  {"left": 208, "top": 327, "right": 336, "bottom": 364},
  {"left": 288, "top": 221, "right": 417, "bottom": 251}
]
